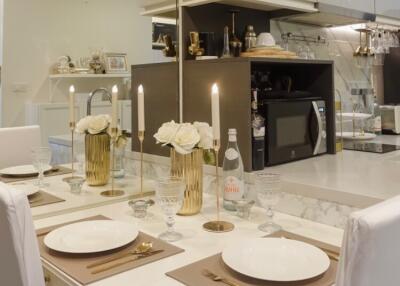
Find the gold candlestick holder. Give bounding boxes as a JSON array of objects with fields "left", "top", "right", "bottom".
[
  {"left": 138, "top": 131, "right": 145, "bottom": 195},
  {"left": 101, "top": 128, "right": 125, "bottom": 197},
  {"left": 63, "top": 122, "right": 83, "bottom": 182},
  {"left": 203, "top": 139, "right": 234, "bottom": 233}
]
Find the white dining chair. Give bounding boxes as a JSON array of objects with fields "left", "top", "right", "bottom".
[
  {"left": 0, "top": 182, "right": 45, "bottom": 286},
  {"left": 336, "top": 195, "right": 400, "bottom": 286},
  {"left": 0, "top": 125, "right": 41, "bottom": 168}
]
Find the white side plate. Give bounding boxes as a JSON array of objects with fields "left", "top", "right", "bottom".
[
  {"left": 337, "top": 132, "right": 376, "bottom": 140},
  {"left": 44, "top": 220, "right": 139, "bottom": 254},
  {"left": 340, "top": 112, "right": 373, "bottom": 119},
  {"left": 222, "top": 238, "right": 330, "bottom": 282},
  {"left": 0, "top": 164, "right": 52, "bottom": 176}
]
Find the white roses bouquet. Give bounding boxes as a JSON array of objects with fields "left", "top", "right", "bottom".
[
  {"left": 154, "top": 120, "right": 213, "bottom": 155},
  {"left": 76, "top": 114, "right": 127, "bottom": 148}
]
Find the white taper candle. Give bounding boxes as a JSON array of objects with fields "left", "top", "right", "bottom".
[
  {"left": 138, "top": 84, "right": 145, "bottom": 132},
  {"left": 211, "top": 83, "right": 220, "bottom": 141},
  {"left": 69, "top": 85, "right": 75, "bottom": 123},
  {"left": 111, "top": 85, "right": 118, "bottom": 129}
]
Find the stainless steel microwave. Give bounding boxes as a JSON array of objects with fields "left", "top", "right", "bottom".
[{"left": 263, "top": 99, "right": 327, "bottom": 166}]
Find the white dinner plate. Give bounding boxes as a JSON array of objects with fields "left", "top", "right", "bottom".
[
  {"left": 340, "top": 112, "right": 373, "bottom": 119},
  {"left": 0, "top": 164, "right": 52, "bottom": 176},
  {"left": 337, "top": 131, "right": 376, "bottom": 140},
  {"left": 222, "top": 238, "right": 330, "bottom": 282},
  {"left": 44, "top": 220, "right": 139, "bottom": 254}
]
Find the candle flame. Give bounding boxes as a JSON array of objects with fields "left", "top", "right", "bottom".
[
  {"left": 112, "top": 85, "right": 118, "bottom": 93},
  {"left": 138, "top": 84, "right": 144, "bottom": 93},
  {"left": 69, "top": 85, "right": 75, "bottom": 93},
  {"left": 212, "top": 83, "right": 218, "bottom": 94}
]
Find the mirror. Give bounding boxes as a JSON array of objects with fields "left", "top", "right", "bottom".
[{"left": 0, "top": 1, "right": 179, "bottom": 165}]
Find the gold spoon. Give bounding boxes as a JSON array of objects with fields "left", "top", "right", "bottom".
[{"left": 86, "top": 241, "right": 153, "bottom": 268}]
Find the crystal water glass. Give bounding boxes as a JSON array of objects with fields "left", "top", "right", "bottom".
[
  {"left": 32, "top": 147, "right": 52, "bottom": 189},
  {"left": 156, "top": 177, "right": 185, "bottom": 242},
  {"left": 256, "top": 173, "right": 282, "bottom": 234}
]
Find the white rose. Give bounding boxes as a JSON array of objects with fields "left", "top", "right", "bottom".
[
  {"left": 75, "top": 116, "right": 93, "bottom": 134},
  {"left": 193, "top": 121, "right": 213, "bottom": 149},
  {"left": 154, "top": 120, "right": 180, "bottom": 145},
  {"left": 172, "top": 123, "right": 200, "bottom": 155},
  {"left": 88, "top": 115, "right": 110, "bottom": 134}
]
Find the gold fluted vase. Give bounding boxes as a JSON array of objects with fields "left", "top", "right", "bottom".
[
  {"left": 85, "top": 133, "right": 110, "bottom": 186},
  {"left": 171, "top": 148, "right": 204, "bottom": 216}
]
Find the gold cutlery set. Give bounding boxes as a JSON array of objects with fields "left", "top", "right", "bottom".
[
  {"left": 87, "top": 242, "right": 165, "bottom": 275},
  {"left": 202, "top": 269, "right": 241, "bottom": 286}
]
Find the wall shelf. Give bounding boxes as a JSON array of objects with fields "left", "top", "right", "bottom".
[{"left": 49, "top": 73, "right": 131, "bottom": 79}]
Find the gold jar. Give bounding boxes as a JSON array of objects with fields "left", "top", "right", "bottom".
[
  {"left": 85, "top": 133, "right": 110, "bottom": 186},
  {"left": 170, "top": 148, "right": 203, "bottom": 215}
]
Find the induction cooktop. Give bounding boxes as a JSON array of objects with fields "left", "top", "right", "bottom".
[{"left": 344, "top": 142, "right": 400, "bottom": 154}]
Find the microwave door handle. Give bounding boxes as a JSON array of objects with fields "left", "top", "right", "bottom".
[{"left": 312, "top": 101, "right": 323, "bottom": 155}]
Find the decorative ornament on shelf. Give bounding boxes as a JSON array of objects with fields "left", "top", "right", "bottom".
[{"left": 154, "top": 120, "right": 213, "bottom": 215}]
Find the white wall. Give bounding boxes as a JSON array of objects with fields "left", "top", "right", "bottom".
[{"left": 1, "top": 0, "right": 153, "bottom": 127}]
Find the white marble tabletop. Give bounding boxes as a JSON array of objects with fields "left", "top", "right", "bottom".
[
  {"left": 266, "top": 145, "right": 400, "bottom": 207},
  {"left": 9, "top": 167, "right": 154, "bottom": 220},
  {"left": 35, "top": 194, "right": 344, "bottom": 286}
]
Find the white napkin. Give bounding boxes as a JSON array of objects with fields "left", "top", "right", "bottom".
[
  {"left": 336, "top": 195, "right": 400, "bottom": 286},
  {"left": 0, "top": 182, "right": 45, "bottom": 286}
]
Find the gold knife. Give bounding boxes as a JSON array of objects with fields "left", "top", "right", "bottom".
[{"left": 91, "top": 249, "right": 164, "bottom": 274}]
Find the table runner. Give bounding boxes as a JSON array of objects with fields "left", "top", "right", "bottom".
[
  {"left": 0, "top": 166, "right": 73, "bottom": 183},
  {"left": 166, "top": 230, "right": 339, "bottom": 286},
  {"left": 28, "top": 191, "right": 65, "bottom": 208},
  {"left": 37, "top": 215, "right": 184, "bottom": 285}
]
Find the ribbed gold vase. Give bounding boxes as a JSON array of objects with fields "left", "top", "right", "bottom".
[
  {"left": 85, "top": 133, "right": 110, "bottom": 186},
  {"left": 170, "top": 148, "right": 203, "bottom": 216}
]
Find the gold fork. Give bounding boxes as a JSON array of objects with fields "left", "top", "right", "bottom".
[{"left": 202, "top": 269, "right": 241, "bottom": 286}]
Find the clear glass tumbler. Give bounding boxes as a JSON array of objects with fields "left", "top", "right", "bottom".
[
  {"left": 256, "top": 173, "right": 282, "bottom": 234},
  {"left": 156, "top": 177, "right": 185, "bottom": 242},
  {"left": 32, "top": 147, "right": 52, "bottom": 190}
]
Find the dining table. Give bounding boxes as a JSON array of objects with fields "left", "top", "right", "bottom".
[
  {"left": 33, "top": 187, "right": 344, "bottom": 286},
  {"left": 5, "top": 164, "right": 154, "bottom": 220}
]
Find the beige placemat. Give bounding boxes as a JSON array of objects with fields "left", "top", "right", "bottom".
[
  {"left": 37, "top": 215, "right": 184, "bottom": 285},
  {"left": 0, "top": 166, "right": 73, "bottom": 183},
  {"left": 28, "top": 191, "right": 65, "bottom": 208},
  {"left": 166, "top": 230, "right": 339, "bottom": 286}
]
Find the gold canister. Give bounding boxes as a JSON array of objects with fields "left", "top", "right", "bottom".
[
  {"left": 170, "top": 148, "right": 203, "bottom": 216},
  {"left": 85, "top": 133, "right": 110, "bottom": 186}
]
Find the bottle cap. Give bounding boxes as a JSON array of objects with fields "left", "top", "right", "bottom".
[{"left": 228, "top": 128, "right": 237, "bottom": 135}]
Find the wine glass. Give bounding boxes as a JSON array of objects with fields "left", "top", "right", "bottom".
[
  {"left": 32, "top": 147, "right": 52, "bottom": 190},
  {"left": 156, "top": 176, "right": 185, "bottom": 242},
  {"left": 256, "top": 173, "right": 282, "bottom": 234}
]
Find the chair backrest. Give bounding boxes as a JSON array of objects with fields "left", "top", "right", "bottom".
[
  {"left": 336, "top": 196, "right": 400, "bottom": 286},
  {"left": 0, "top": 125, "right": 41, "bottom": 168},
  {"left": 0, "top": 182, "right": 45, "bottom": 286}
]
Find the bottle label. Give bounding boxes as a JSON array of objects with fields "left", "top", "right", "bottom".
[
  {"left": 223, "top": 176, "right": 244, "bottom": 200},
  {"left": 374, "top": 116, "right": 382, "bottom": 132},
  {"left": 253, "top": 126, "right": 265, "bottom": 137},
  {"left": 225, "top": 148, "right": 239, "bottom": 160}
]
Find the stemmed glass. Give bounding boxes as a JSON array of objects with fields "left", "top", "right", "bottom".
[
  {"left": 156, "top": 176, "right": 185, "bottom": 242},
  {"left": 255, "top": 173, "right": 282, "bottom": 234},
  {"left": 32, "top": 147, "right": 52, "bottom": 190}
]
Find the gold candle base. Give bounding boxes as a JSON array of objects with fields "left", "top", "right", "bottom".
[
  {"left": 100, "top": 189, "right": 125, "bottom": 197},
  {"left": 101, "top": 128, "right": 125, "bottom": 197},
  {"left": 203, "top": 139, "right": 234, "bottom": 233},
  {"left": 62, "top": 176, "right": 84, "bottom": 183},
  {"left": 138, "top": 131, "right": 145, "bottom": 194},
  {"left": 63, "top": 122, "right": 77, "bottom": 182},
  {"left": 203, "top": 221, "right": 234, "bottom": 232}
]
